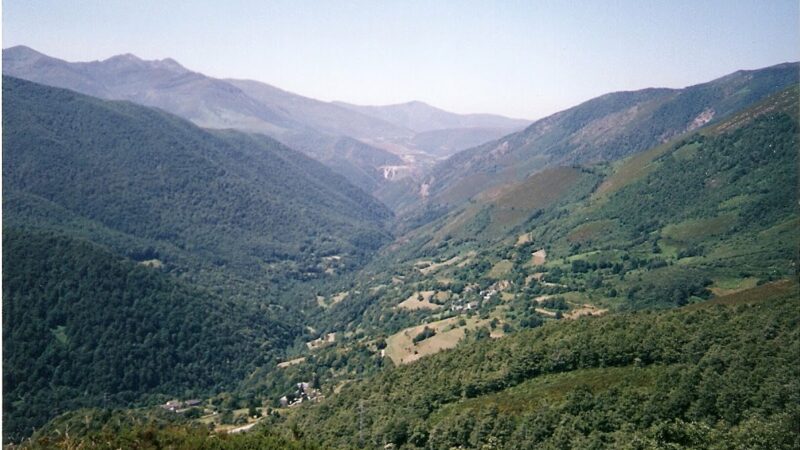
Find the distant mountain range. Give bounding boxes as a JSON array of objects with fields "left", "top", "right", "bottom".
[
  {"left": 332, "top": 99, "right": 528, "bottom": 137},
  {"left": 3, "top": 46, "right": 529, "bottom": 195}
]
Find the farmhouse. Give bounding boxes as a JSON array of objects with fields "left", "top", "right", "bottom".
[
  {"left": 161, "top": 398, "right": 202, "bottom": 412},
  {"left": 279, "top": 380, "right": 323, "bottom": 407}
]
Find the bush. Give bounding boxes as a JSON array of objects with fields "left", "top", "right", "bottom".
[{"left": 412, "top": 327, "right": 436, "bottom": 344}]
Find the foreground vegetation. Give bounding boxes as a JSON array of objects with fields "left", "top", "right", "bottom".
[
  {"left": 283, "top": 281, "right": 799, "bottom": 449},
  {"left": 23, "top": 426, "right": 318, "bottom": 450},
  {"left": 2, "top": 229, "right": 296, "bottom": 441}
]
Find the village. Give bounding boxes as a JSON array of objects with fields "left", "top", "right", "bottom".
[{"left": 156, "top": 378, "right": 324, "bottom": 435}]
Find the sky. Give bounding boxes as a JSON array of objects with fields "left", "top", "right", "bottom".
[{"left": 3, "top": 0, "right": 799, "bottom": 119}]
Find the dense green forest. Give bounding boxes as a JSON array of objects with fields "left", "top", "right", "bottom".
[
  {"left": 2, "top": 76, "right": 392, "bottom": 293},
  {"left": 2, "top": 229, "right": 298, "bottom": 441},
  {"left": 25, "top": 418, "right": 318, "bottom": 450},
  {"left": 1, "top": 78, "right": 395, "bottom": 442}
]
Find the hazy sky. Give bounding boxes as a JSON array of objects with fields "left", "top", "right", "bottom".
[{"left": 4, "top": 0, "right": 798, "bottom": 119}]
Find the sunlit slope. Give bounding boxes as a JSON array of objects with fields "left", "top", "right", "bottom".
[{"left": 424, "top": 62, "right": 798, "bottom": 206}]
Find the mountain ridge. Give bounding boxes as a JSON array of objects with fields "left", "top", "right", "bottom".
[
  {"left": 418, "top": 60, "right": 799, "bottom": 207},
  {"left": 333, "top": 99, "right": 530, "bottom": 133},
  {"left": 3, "top": 76, "right": 392, "bottom": 288},
  {"left": 3, "top": 45, "right": 533, "bottom": 196}
]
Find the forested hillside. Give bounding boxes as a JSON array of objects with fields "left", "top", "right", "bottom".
[
  {"left": 3, "top": 76, "right": 392, "bottom": 292},
  {"left": 300, "top": 87, "right": 798, "bottom": 340},
  {"left": 2, "top": 45, "right": 407, "bottom": 193},
  {"left": 1, "top": 77, "right": 395, "bottom": 443},
  {"left": 2, "top": 229, "right": 295, "bottom": 441},
  {"left": 3, "top": 63, "right": 798, "bottom": 449}
]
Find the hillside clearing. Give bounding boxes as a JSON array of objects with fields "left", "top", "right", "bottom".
[
  {"left": 516, "top": 232, "right": 532, "bottom": 246},
  {"left": 386, "top": 316, "right": 495, "bottom": 365},
  {"left": 396, "top": 291, "right": 443, "bottom": 311},
  {"left": 488, "top": 260, "right": 513, "bottom": 278},
  {"left": 530, "top": 249, "right": 547, "bottom": 265},
  {"left": 416, "top": 254, "right": 466, "bottom": 275},
  {"left": 277, "top": 357, "right": 306, "bottom": 369},
  {"left": 564, "top": 304, "right": 608, "bottom": 319}
]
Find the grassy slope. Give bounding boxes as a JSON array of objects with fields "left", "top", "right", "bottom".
[
  {"left": 424, "top": 62, "right": 799, "bottom": 206},
  {"left": 318, "top": 86, "right": 796, "bottom": 334}
]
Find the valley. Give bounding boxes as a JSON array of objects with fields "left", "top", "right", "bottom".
[{"left": 2, "top": 44, "right": 798, "bottom": 449}]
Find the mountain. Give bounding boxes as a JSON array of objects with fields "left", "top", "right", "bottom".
[
  {"left": 0, "top": 76, "right": 402, "bottom": 441},
  {"left": 2, "top": 46, "right": 298, "bottom": 133},
  {"left": 407, "top": 126, "right": 524, "bottom": 159},
  {"left": 2, "top": 46, "right": 407, "bottom": 192},
  {"left": 333, "top": 100, "right": 530, "bottom": 133},
  {"left": 420, "top": 62, "right": 799, "bottom": 206},
  {"left": 226, "top": 88, "right": 797, "bottom": 449},
  {"left": 225, "top": 78, "right": 412, "bottom": 139},
  {"left": 300, "top": 85, "right": 798, "bottom": 353},
  {"left": 3, "top": 46, "right": 531, "bottom": 196},
  {"left": 5, "top": 53, "right": 799, "bottom": 448},
  {"left": 3, "top": 76, "right": 392, "bottom": 290}
]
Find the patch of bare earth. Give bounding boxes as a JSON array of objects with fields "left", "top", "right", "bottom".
[
  {"left": 306, "top": 333, "right": 336, "bottom": 350},
  {"left": 525, "top": 273, "right": 545, "bottom": 286},
  {"left": 565, "top": 304, "right": 608, "bottom": 320},
  {"left": 277, "top": 357, "right": 306, "bottom": 369},
  {"left": 329, "top": 292, "right": 348, "bottom": 305},
  {"left": 531, "top": 249, "right": 547, "bottom": 265},
  {"left": 396, "top": 291, "right": 443, "bottom": 311},
  {"left": 386, "top": 316, "right": 496, "bottom": 365},
  {"left": 516, "top": 232, "right": 532, "bottom": 246}
]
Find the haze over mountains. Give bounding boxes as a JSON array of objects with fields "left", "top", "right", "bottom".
[
  {"left": 2, "top": 45, "right": 529, "bottom": 195},
  {"left": 10, "top": 45, "right": 795, "bottom": 215},
  {"left": 334, "top": 100, "right": 530, "bottom": 133}
]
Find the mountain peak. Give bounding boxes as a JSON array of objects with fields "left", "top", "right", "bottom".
[
  {"left": 4, "top": 44, "right": 41, "bottom": 54},
  {"left": 99, "top": 52, "right": 189, "bottom": 73},
  {"left": 3, "top": 45, "right": 47, "bottom": 61},
  {"left": 103, "top": 53, "right": 144, "bottom": 64},
  {"left": 155, "top": 57, "right": 188, "bottom": 72}
]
